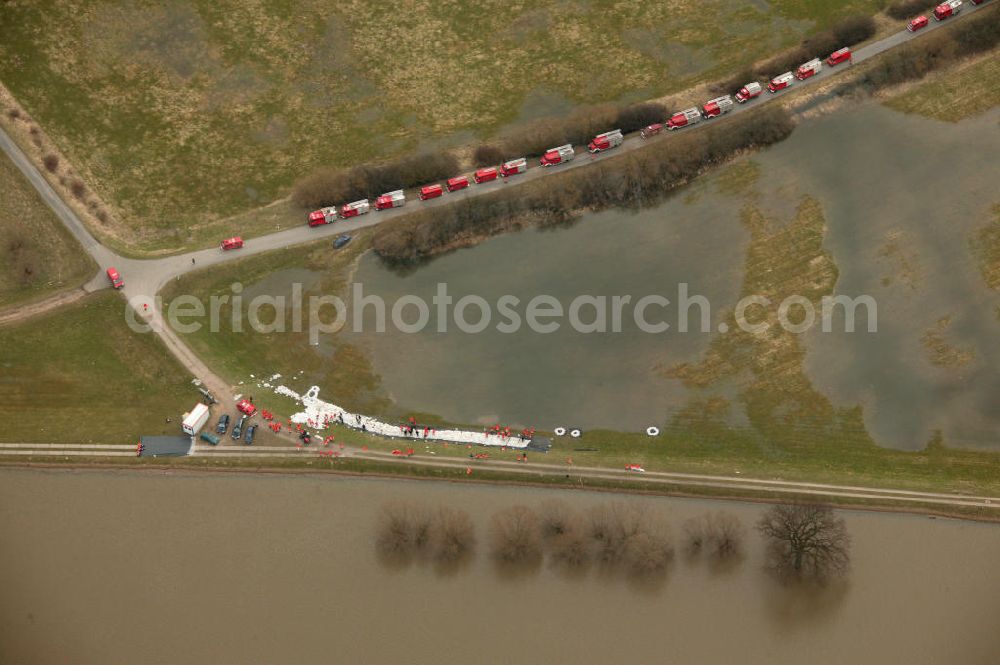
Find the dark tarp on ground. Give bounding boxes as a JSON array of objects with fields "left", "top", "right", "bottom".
[
  {"left": 526, "top": 436, "right": 552, "bottom": 452},
  {"left": 139, "top": 435, "right": 193, "bottom": 457}
]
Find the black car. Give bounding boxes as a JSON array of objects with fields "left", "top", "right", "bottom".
[
  {"left": 244, "top": 424, "right": 257, "bottom": 445},
  {"left": 333, "top": 234, "right": 352, "bottom": 249},
  {"left": 232, "top": 415, "right": 247, "bottom": 440},
  {"left": 216, "top": 414, "right": 230, "bottom": 435}
]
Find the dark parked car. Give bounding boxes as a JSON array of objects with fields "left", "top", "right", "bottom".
[
  {"left": 199, "top": 432, "right": 220, "bottom": 446},
  {"left": 333, "top": 234, "right": 352, "bottom": 249},
  {"left": 216, "top": 414, "right": 230, "bottom": 434},
  {"left": 244, "top": 424, "right": 257, "bottom": 445},
  {"left": 232, "top": 415, "right": 247, "bottom": 440}
]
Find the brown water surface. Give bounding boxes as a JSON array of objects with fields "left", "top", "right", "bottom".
[{"left": 1, "top": 468, "right": 998, "bottom": 664}]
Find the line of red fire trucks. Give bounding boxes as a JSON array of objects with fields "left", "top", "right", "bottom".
[{"left": 304, "top": 0, "right": 986, "bottom": 227}]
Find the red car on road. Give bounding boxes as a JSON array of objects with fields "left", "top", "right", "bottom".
[
  {"left": 106, "top": 267, "right": 124, "bottom": 289},
  {"left": 221, "top": 236, "right": 244, "bottom": 250}
]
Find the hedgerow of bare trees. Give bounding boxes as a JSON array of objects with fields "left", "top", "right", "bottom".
[
  {"left": 292, "top": 150, "right": 460, "bottom": 209},
  {"left": 757, "top": 503, "right": 850, "bottom": 583},
  {"left": 752, "top": 16, "right": 876, "bottom": 83},
  {"left": 683, "top": 511, "right": 745, "bottom": 561},
  {"left": 885, "top": 0, "right": 939, "bottom": 20},
  {"left": 587, "top": 502, "right": 674, "bottom": 577},
  {"left": 373, "top": 105, "right": 795, "bottom": 264},
  {"left": 375, "top": 502, "right": 474, "bottom": 566}
]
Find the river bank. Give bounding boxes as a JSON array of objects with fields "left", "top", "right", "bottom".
[{"left": 2, "top": 452, "right": 997, "bottom": 524}]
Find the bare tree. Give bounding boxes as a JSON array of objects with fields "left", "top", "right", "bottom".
[
  {"left": 588, "top": 502, "right": 673, "bottom": 576},
  {"left": 757, "top": 503, "right": 850, "bottom": 582},
  {"left": 374, "top": 501, "right": 431, "bottom": 561},
  {"left": 490, "top": 505, "right": 543, "bottom": 565},
  {"left": 537, "top": 500, "right": 590, "bottom": 568},
  {"left": 429, "top": 506, "right": 476, "bottom": 564},
  {"left": 623, "top": 527, "right": 674, "bottom": 577},
  {"left": 684, "top": 511, "right": 745, "bottom": 560},
  {"left": 548, "top": 522, "right": 591, "bottom": 568},
  {"left": 538, "top": 499, "right": 574, "bottom": 540}
]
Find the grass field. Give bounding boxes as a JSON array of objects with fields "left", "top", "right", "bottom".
[
  {"left": 0, "top": 291, "right": 198, "bottom": 443},
  {"left": 883, "top": 49, "right": 1000, "bottom": 122},
  {"left": 0, "top": 149, "right": 95, "bottom": 308},
  {"left": 0, "top": 0, "right": 883, "bottom": 251},
  {"left": 158, "top": 230, "right": 393, "bottom": 418}
]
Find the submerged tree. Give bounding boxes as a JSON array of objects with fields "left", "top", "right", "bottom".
[
  {"left": 588, "top": 502, "right": 673, "bottom": 577},
  {"left": 490, "top": 505, "right": 543, "bottom": 565},
  {"left": 374, "top": 501, "right": 431, "bottom": 561},
  {"left": 757, "top": 503, "right": 850, "bottom": 582},
  {"left": 538, "top": 499, "right": 575, "bottom": 540},
  {"left": 428, "top": 506, "right": 476, "bottom": 565},
  {"left": 683, "top": 511, "right": 745, "bottom": 561},
  {"left": 537, "top": 500, "right": 590, "bottom": 568}
]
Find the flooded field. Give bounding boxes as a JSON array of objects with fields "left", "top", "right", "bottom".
[
  {"left": 1, "top": 468, "right": 998, "bottom": 665},
  {"left": 763, "top": 105, "right": 1000, "bottom": 450},
  {"left": 345, "top": 103, "right": 1000, "bottom": 448},
  {"left": 348, "top": 194, "right": 749, "bottom": 431}
]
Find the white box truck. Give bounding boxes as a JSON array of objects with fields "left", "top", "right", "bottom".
[{"left": 182, "top": 403, "right": 211, "bottom": 435}]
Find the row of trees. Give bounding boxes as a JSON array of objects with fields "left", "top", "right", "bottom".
[
  {"left": 492, "top": 501, "right": 676, "bottom": 577},
  {"left": 473, "top": 102, "right": 667, "bottom": 166},
  {"left": 884, "top": 0, "right": 940, "bottom": 20},
  {"left": 291, "top": 150, "right": 459, "bottom": 210},
  {"left": 375, "top": 502, "right": 475, "bottom": 568},
  {"left": 376, "top": 500, "right": 851, "bottom": 583},
  {"left": 713, "top": 16, "right": 876, "bottom": 96},
  {"left": 372, "top": 105, "right": 795, "bottom": 264}
]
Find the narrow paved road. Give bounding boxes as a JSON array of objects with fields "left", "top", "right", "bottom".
[
  {"left": 1, "top": 5, "right": 995, "bottom": 510},
  {"left": 3, "top": 442, "right": 997, "bottom": 511}
]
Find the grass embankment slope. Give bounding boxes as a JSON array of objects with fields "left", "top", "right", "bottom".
[
  {"left": 0, "top": 291, "right": 195, "bottom": 443},
  {"left": 158, "top": 231, "right": 391, "bottom": 419},
  {"left": 883, "top": 49, "right": 1000, "bottom": 121},
  {"left": 0, "top": 150, "right": 94, "bottom": 308},
  {"left": 0, "top": 0, "right": 882, "bottom": 251},
  {"left": 158, "top": 158, "right": 1000, "bottom": 497}
]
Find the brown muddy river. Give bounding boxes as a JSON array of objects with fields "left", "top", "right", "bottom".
[{"left": 1, "top": 468, "right": 998, "bottom": 664}]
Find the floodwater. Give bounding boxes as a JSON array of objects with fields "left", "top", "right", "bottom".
[
  {"left": 752, "top": 105, "right": 1000, "bottom": 450},
  {"left": 347, "top": 102, "right": 1000, "bottom": 448},
  {"left": 1, "top": 468, "right": 998, "bottom": 665},
  {"left": 348, "top": 190, "right": 749, "bottom": 430}
]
